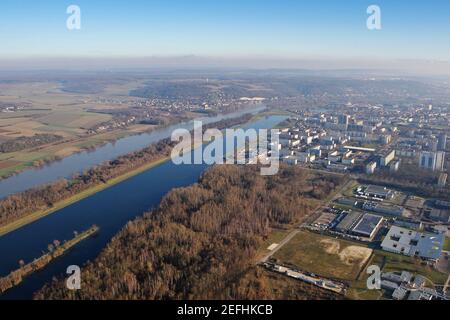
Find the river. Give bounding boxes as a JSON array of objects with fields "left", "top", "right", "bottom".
[
  {"left": 0, "top": 114, "right": 287, "bottom": 300},
  {"left": 0, "top": 105, "right": 265, "bottom": 199}
]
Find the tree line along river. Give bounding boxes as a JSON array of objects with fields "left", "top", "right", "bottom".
[
  {"left": 0, "top": 114, "right": 287, "bottom": 300},
  {"left": 0, "top": 106, "right": 265, "bottom": 200}
]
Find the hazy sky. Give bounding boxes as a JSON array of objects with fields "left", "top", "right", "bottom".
[{"left": 0, "top": 0, "right": 449, "bottom": 72}]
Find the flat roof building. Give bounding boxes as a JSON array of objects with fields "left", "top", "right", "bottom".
[
  {"left": 363, "top": 185, "right": 394, "bottom": 199},
  {"left": 335, "top": 212, "right": 362, "bottom": 233},
  {"left": 352, "top": 213, "right": 383, "bottom": 238},
  {"left": 392, "top": 287, "right": 408, "bottom": 300},
  {"left": 381, "top": 226, "right": 444, "bottom": 262},
  {"left": 363, "top": 202, "right": 405, "bottom": 217}
]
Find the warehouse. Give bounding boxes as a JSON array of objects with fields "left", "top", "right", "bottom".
[
  {"left": 363, "top": 202, "right": 405, "bottom": 217},
  {"left": 381, "top": 226, "right": 444, "bottom": 262},
  {"left": 335, "top": 212, "right": 362, "bottom": 233},
  {"left": 361, "top": 185, "right": 394, "bottom": 200},
  {"left": 351, "top": 213, "right": 383, "bottom": 239}
]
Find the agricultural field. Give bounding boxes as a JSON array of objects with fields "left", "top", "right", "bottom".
[
  {"left": 273, "top": 231, "right": 373, "bottom": 281},
  {"left": 0, "top": 79, "right": 148, "bottom": 177}
]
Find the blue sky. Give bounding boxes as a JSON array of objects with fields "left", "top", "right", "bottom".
[{"left": 0, "top": 0, "right": 449, "bottom": 61}]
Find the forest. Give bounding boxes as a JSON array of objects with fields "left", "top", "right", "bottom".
[
  {"left": 0, "top": 134, "right": 63, "bottom": 153},
  {"left": 35, "top": 164, "right": 344, "bottom": 300},
  {"left": 0, "top": 115, "right": 253, "bottom": 228},
  {"left": 367, "top": 164, "right": 450, "bottom": 200}
]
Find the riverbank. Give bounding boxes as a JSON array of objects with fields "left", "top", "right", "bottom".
[
  {"left": 0, "top": 225, "right": 99, "bottom": 294},
  {"left": 0, "top": 108, "right": 283, "bottom": 238},
  {"left": 0, "top": 125, "right": 158, "bottom": 180},
  {"left": 0, "top": 106, "right": 265, "bottom": 181},
  {"left": 0, "top": 157, "right": 168, "bottom": 237},
  {"left": 248, "top": 109, "right": 294, "bottom": 123},
  {"left": 0, "top": 113, "right": 264, "bottom": 237},
  {"left": 0, "top": 114, "right": 288, "bottom": 300}
]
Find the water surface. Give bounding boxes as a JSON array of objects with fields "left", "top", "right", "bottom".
[{"left": 0, "top": 114, "right": 287, "bottom": 300}]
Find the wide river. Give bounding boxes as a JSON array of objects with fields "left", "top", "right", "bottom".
[
  {"left": 0, "top": 114, "right": 287, "bottom": 300},
  {"left": 0, "top": 105, "right": 265, "bottom": 199}
]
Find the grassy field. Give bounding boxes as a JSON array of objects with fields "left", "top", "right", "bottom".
[
  {"left": 371, "top": 250, "right": 449, "bottom": 285},
  {"left": 273, "top": 231, "right": 373, "bottom": 281},
  {"left": 256, "top": 228, "right": 292, "bottom": 261},
  {"left": 346, "top": 277, "right": 384, "bottom": 300},
  {"left": 347, "top": 248, "right": 450, "bottom": 300},
  {"left": 444, "top": 237, "right": 450, "bottom": 252},
  {"left": 0, "top": 156, "right": 169, "bottom": 237}
]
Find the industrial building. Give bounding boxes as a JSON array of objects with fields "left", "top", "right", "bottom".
[
  {"left": 426, "top": 208, "right": 450, "bottom": 224},
  {"left": 337, "top": 198, "right": 358, "bottom": 207},
  {"left": 351, "top": 213, "right": 383, "bottom": 238},
  {"left": 335, "top": 211, "right": 362, "bottom": 233},
  {"left": 357, "top": 185, "right": 394, "bottom": 200},
  {"left": 381, "top": 226, "right": 444, "bottom": 262},
  {"left": 312, "top": 212, "right": 337, "bottom": 229},
  {"left": 363, "top": 202, "right": 405, "bottom": 217}
]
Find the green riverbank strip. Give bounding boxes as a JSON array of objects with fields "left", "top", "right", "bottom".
[{"left": 0, "top": 157, "right": 169, "bottom": 237}]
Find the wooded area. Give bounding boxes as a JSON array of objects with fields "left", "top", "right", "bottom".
[
  {"left": 35, "top": 164, "right": 344, "bottom": 300},
  {"left": 0, "top": 134, "right": 63, "bottom": 153},
  {"left": 0, "top": 115, "right": 253, "bottom": 228}
]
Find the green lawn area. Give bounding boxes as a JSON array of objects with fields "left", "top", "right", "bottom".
[
  {"left": 370, "top": 250, "right": 448, "bottom": 285},
  {"left": 348, "top": 248, "right": 450, "bottom": 300},
  {"left": 256, "top": 228, "right": 291, "bottom": 260},
  {"left": 347, "top": 278, "right": 384, "bottom": 300},
  {"left": 342, "top": 180, "right": 359, "bottom": 197},
  {"left": 443, "top": 238, "right": 450, "bottom": 252},
  {"left": 273, "top": 231, "right": 372, "bottom": 281},
  {"left": 262, "top": 229, "right": 291, "bottom": 247},
  {"left": 0, "top": 161, "right": 34, "bottom": 178}
]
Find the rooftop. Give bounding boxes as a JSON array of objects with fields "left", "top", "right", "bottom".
[
  {"left": 381, "top": 226, "right": 444, "bottom": 261},
  {"left": 352, "top": 213, "right": 383, "bottom": 237}
]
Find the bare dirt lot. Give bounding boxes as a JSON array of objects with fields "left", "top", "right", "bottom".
[{"left": 321, "top": 238, "right": 372, "bottom": 267}]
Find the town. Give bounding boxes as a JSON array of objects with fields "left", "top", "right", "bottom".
[{"left": 250, "top": 102, "right": 450, "bottom": 300}]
